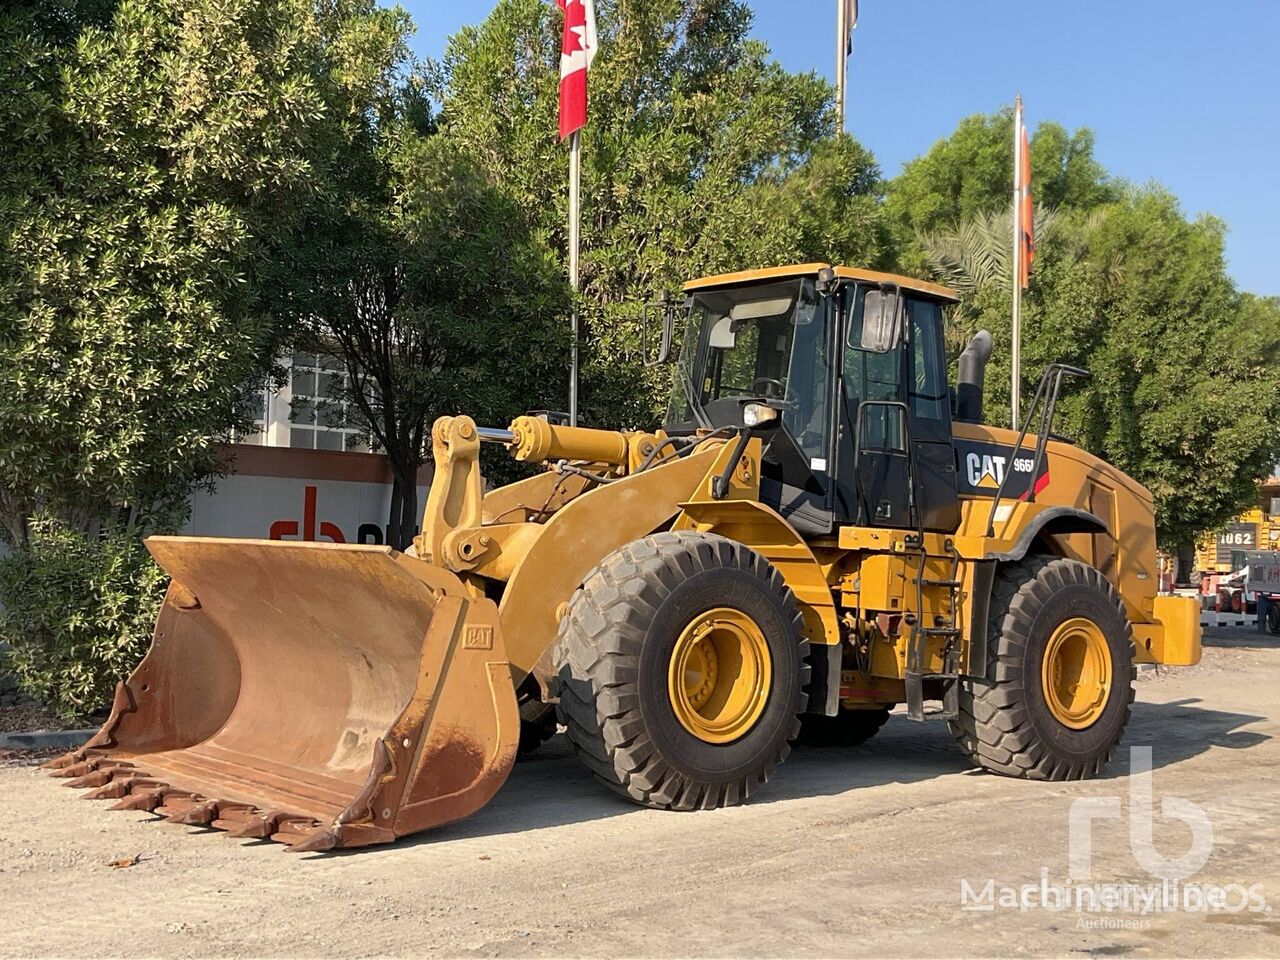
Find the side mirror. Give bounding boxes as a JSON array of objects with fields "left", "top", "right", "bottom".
[
  {"left": 643, "top": 291, "right": 679, "bottom": 366},
  {"left": 852, "top": 284, "right": 904, "bottom": 354}
]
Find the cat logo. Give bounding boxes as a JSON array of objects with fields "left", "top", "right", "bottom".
[
  {"left": 966, "top": 452, "right": 1007, "bottom": 489},
  {"left": 964, "top": 451, "right": 1038, "bottom": 490},
  {"left": 955, "top": 439, "right": 1048, "bottom": 498}
]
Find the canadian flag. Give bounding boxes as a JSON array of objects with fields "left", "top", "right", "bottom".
[{"left": 558, "top": 0, "right": 598, "bottom": 141}]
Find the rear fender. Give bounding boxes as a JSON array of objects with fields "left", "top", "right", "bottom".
[{"left": 959, "top": 506, "right": 1105, "bottom": 669}]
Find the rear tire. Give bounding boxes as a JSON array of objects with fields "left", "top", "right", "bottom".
[
  {"left": 797, "top": 708, "right": 891, "bottom": 748},
  {"left": 949, "top": 556, "right": 1135, "bottom": 780},
  {"left": 1266, "top": 602, "right": 1280, "bottom": 636},
  {"left": 551, "top": 532, "right": 809, "bottom": 810}
]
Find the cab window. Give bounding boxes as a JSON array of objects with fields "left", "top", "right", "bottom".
[{"left": 907, "top": 298, "right": 950, "bottom": 427}]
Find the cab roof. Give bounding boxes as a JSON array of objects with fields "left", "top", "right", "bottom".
[{"left": 683, "top": 263, "right": 960, "bottom": 304}]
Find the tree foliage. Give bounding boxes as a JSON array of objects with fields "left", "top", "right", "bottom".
[
  {"left": 886, "top": 108, "right": 1115, "bottom": 274},
  {"left": 921, "top": 186, "right": 1280, "bottom": 548},
  {"left": 433, "top": 0, "right": 890, "bottom": 428},
  {"left": 0, "top": 516, "right": 166, "bottom": 722},
  {"left": 312, "top": 123, "right": 571, "bottom": 547},
  {"left": 0, "top": 0, "right": 406, "bottom": 546},
  {"left": 0, "top": 0, "right": 410, "bottom": 710}
]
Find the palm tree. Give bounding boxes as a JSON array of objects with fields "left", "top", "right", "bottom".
[{"left": 918, "top": 205, "right": 1057, "bottom": 299}]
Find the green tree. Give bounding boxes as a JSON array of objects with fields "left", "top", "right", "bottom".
[
  {"left": 920, "top": 188, "right": 1280, "bottom": 549},
  {"left": 0, "top": 0, "right": 410, "bottom": 712},
  {"left": 887, "top": 108, "right": 1115, "bottom": 273},
  {"left": 433, "top": 0, "right": 889, "bottom": 428},
  {"left": 311, "top": 123, "right": 571, "bottom": 548},
  {"left": 0, "top": 518, "right": 166, "bottom": 721}
]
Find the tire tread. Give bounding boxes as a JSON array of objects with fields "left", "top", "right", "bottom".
[
  {"left": 948, "top": 556, "right": 1136, "bottom": 781},
  {"left": 552, "top": 532, "right": 810, "bottom": 808}
]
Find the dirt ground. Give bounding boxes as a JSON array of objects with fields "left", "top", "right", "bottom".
[
  {"left": 1, "top": 628, "right": 1277, "bottom": 959},
  {"left": 0, "top": 703, "right": 66, "bottom": 734}
]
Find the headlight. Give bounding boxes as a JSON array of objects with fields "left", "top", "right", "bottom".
[{"left": 743, "top": 402, "right": 780, "bottom": 428}]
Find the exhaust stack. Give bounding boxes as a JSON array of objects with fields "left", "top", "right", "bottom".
[{"left": 954, "top": 330, "right": 993, "bottom": 424}]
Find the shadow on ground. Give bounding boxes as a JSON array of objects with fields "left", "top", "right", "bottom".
[
  {"left": 1201, "top": 626, "right": 1279, "bottom": 651},
  {"left": 314, "top": 716, "right": 973, "bottom": 857},
  {"left": 293, "top": 614, "right": 1280, "bottom": 860},
  {"left": 1109, "top": 696, "right": 1270, "bottom": 778},
  {"left": 311, "top": 689, "right": 1269, "bottom": 859}
]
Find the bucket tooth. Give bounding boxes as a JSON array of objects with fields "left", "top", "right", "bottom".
[
  {"left": 42, "top": 751, "right": 84, "bottom": 771},
  {"left": 49, "top": 760, "right": 96, "bottom": 779},
  {"left": 287, "top": 829, "right": 339, "bottom": 854},
  {"left": 154, "top": 793, "right": 197, "bottom": 819},
  {"left": 112, "top": 789, "right": 165, "bottom": 812},
  {"left": 45, "top": 749, "right": 108, "bottom": 774},
  {"left": 85, "top": 776, "right": 160, "bottom": 801},
  {"left": 166, "top": 799, "right": 219, "bottom": 826},
  {"left": 64, "top": 770, "right": 113, "bottom": 789},
  {"left": 224, "top": 812, "right": 281, "bottom": 840},
  {"left": 209, "top": 803, "right": 257, "bottom": 833},
  {"left": 111, "top": 785, "right": 189, "bottom": 814},
  {"left": 271, "top": 817, "right": 323, "bottom": 846},
  {"left": 83, "top": 782, "right": 128, "bottom": 801},
  {"left": 64, "top": 763, "right": 134, "bottom": 789}
]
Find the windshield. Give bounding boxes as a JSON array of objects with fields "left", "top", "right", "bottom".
[{"left": 667, "top": 278, "right": 831, "bottom": 468}]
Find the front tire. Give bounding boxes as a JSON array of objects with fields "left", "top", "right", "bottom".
[
  {"left": 552, "top": 532, "right": 809, "bottom": 810},
  {"left": 950, "top": 556, "right": 1135, "bottom": 780}
]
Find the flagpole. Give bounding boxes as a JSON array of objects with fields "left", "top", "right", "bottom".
[
  {"left": 1010, "top": 94, "right": 1023, "bottom": 431},
  {"left": 835, "top": 1, "right": 848, "bottom": 132},
  {"left": 568, "top": 129, "right": 581, "bottom": 427}
]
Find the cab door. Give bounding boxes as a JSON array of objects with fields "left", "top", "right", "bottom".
[
  {"left": 838, "top": 336, "right": 911, "bottom": 527},
  {"left": 835, "top": 290, "right": 959, "bottom": 532},
  {"left": 904, "top": 298, "right": 960, "bottom": 532}
]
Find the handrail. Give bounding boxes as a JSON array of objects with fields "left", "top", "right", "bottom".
[{"left": 985, "top": 363, "right": 1091, "bottom": 538}]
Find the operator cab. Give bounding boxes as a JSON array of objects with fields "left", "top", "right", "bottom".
[{"left": 664, "top": 265, "right": 964, "bottom": 537}]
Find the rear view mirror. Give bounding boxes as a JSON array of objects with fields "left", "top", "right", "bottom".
[
  {"left": 853, "top": 285, "right": 904, "bottom": 354},
  {"left": 643, "top": 291, "right": 679, "bottom": 366}
]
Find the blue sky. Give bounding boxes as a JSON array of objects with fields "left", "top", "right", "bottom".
[{"left": 402, "top": 1, "right": 1277, "bottom": 295}]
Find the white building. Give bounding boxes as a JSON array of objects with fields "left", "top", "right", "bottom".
[{"left": 186, "top": 353, "right": 429, "bottom": 545}]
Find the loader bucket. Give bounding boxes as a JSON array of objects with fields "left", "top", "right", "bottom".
[{"left": 46, "top": 537, "right": 520, "bottom": 852}]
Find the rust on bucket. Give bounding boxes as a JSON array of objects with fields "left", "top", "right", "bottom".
[{"left": 47, "top": 537, "right": 519, "bottom": 852}]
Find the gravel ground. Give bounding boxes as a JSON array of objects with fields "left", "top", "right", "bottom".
[{"left": 0, "top": 627, "right": 1276, "bottom": 959}]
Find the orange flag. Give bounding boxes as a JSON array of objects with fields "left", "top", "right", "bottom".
[{"left": 1018, "top": 122, "right": 1035, "bottom": 288}]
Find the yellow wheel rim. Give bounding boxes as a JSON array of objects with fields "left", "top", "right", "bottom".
[
  {"left": 668, "top": 607, "right": 772, "bottom": 744},
  {"left": 1041, "top": 617, "right": 1112, "bottom": 730}
]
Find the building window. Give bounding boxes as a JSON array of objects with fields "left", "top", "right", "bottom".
[
  {"left": 287, "top": 353, "right": 367, "bottom": 452},
  {"left": 230, "top": 381, "right": 271, "bottom": 445}
]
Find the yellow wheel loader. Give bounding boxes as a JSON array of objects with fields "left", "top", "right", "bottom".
[{"left": 48, "top": 264, "right": 1202, "bottom": 851}]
